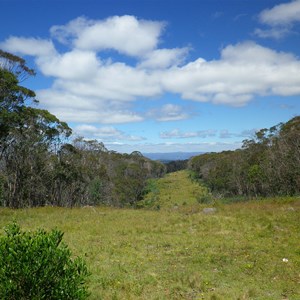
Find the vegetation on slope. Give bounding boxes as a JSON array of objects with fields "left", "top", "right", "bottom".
[
  {"left": 189, "top": 116, "right": 300, "bottom": 198},
  {"left": 0, "top": 194, "right": 299, "bottom": 299},
  {"left": 0, "top": 50, "right": 166, "bottom": 208},
  {"left": 1, "top": 49, "right": 299, "bottom": 210}
]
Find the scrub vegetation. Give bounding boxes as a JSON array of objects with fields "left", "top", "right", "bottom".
[
  {"left": 189, "top": 117, "right": 300, "bottom": 198},
  {"left": 0, "top": 223, "right": 89, "bottom": 299}
]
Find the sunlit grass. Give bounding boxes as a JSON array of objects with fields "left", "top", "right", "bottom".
[
  {"left": 0, "top": 171, "right": 299, "bottom": 299},
  {"left": 141, "top": 170, "right": 209, "bottom": 209}
]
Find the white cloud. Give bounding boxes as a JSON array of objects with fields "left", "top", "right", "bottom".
[
  {"left": 148, "top": 104, "right": 190, "bottom": 121},
  {"left": 1, "top": 16, "right": 300, "bottom": 123},
  {"left": 258, "top": 0, "right": 300, "bottom": 26},
  {"left": 37, "top": 50, "right": 100, "bottom": 80},
  {"left": 255, "top": 0, "right": 300, "bottom": 39},
  {"left": 50, "top": 17, "right": 92, "bottom": 45},
  {"left": 51, "top": 15, "right": 165, "bottom": 57},
  {"left": 74, "top": 124, "right": 145, "bottom": 141},
  {"left": 160, "top": 129, "right": 216, "bottom": 139},
  {"left": 138, "top": 48, "right": 189, "bottom": 69},
  {"left": 162, "top": 41, "right": 300, "bottom": 106},
  {"left": 40, "top": 54, "right": 163, "bottom": 103},
  {"left": 36, "top": 89, "right": 144, "bottom": 124},
  {"left": 0, "top": 37, "right": 56, "bottom": 57},
  {"left": 253, "top": 27, "right": 290, "bottom": 39}
]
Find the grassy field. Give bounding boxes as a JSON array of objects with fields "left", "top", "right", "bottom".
[
  {"left": 140, "top": 170, "right": 210, "bottom": 209},
  {"left": 0, "top": 171, "right": 299, "bottom": 299}
]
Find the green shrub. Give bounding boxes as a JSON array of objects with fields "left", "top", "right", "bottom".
[
  {"left": 88, "top": 176, "right": 104, "bottom": 204},
  {"left": 0, "top": 223, "right": 90, "bottom": 300},
  {"left": 196, "top": 193, "right": 214, "bottom": 204}
]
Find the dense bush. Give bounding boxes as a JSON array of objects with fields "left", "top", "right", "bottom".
[
  {"left": 165, "top": 160, "right": 188, "bottom": 173},
  {"left": 188, "top": 116, "right": 300, "bottom": 197},
  {"left": 0, "top": 223, "right": 89, "bottom": 299},
  {"left": 0, "top": 50, "right": 166, "bottom": 208}
]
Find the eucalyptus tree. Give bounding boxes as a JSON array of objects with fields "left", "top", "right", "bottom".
[
  {"left": 188, "top": 117, "right": 300, "bottom": 198},
  {"left": 0, "top": 50, "right": 167, "bottom": 208},
  {"left": 0, "top": 50, "right": 71, "bottom": 207}
]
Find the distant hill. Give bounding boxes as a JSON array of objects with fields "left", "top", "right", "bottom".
[{"left": 143, "top": 152, "right": 204, "bottom": 162}]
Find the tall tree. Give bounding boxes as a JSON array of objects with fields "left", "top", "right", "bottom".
[
  {"left": 0, "top": 50, "right": 71, "bottom": 207},
  {"left": 0, "top": 50, "right": 36, "bottom": 144},
  {"left": 0, "top": 50, "right": 166, "bottom": 208},
  {"left": 188, "top": 117, "right": 300, "bottom": 198}
]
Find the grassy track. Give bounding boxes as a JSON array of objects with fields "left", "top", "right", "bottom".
[
  {"left": 141, "top": 170, "right": 210, "bottom": 208},
  {"left": 0, "top": 171, "right": 299, "bottom": 299}
]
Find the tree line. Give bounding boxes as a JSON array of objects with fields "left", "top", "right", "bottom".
[
  {"left": 188, "top": 116, "right": 300, "bottom": 198},
  {"left": 0, "top": 50, "right": 166, "bottom": 208}
]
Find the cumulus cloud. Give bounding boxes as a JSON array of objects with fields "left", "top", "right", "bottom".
[
  {"left": 50, "top": 17, "right": 92, "bottom": 45},
  {"left": 162, "top": 41, "right": 300, "bottom": 106},
  {"left": 0, "top": 36, "right": 56, "bottom": 57},
  {"left": 1, "top": 16, "right": 300, "bottom": 124},
  {"left": 38, "top": 102, "right": 143, "bottom": 125},
  {"left": 160, "top": 129, "right": 216, "bottom": 139},
  {"left": 36, "top": 89, "right": 144, "bottom": 124},
  {"left": 255, "top": 0, "right": 300, "bottom": 39},
  {"left": 51, "top": 15, "right": 165, "bottom": 57},
  {"left": 74, "top": 124, "right": 145, "bottom": 141},
  {"left": 138, "top": 48, "right": 189, "bottom": 69},
  {"left": 148, "top": 104, "right": 190, "bottom": 121},
  {"left": 38, "top": 50, "right": 100, "bottom": 80},
  {"left": 258, "top": 0, "right": 300, "bottom": 26}
]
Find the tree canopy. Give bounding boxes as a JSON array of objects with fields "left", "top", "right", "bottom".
[
  {"left": 0, "top": 50, "right": 166, "bottom": 208},
  {"left": 188, "top": 116, "right": 300, "bottom": 197}
]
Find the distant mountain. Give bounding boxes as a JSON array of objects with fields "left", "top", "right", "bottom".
[{"left": 143, "top": 152, "right": 204, "bottom": 162}]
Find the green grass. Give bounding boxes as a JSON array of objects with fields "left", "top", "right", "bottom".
[
  {"left": 0, "top": 171, "right": 299, "bottom": 299},
  {"left": 140, "top": 170, "right": 211, "bottom": 209}
]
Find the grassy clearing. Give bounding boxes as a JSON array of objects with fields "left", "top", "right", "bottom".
[
  {"left": 0, "top": 171, "right": 299, "bottom": 299},
  {"left": 141, "top": 170, "right": 210, "bottom": 209}
]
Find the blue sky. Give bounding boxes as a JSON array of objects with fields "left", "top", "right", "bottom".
[{"left": 1, "top": 0, "right": 299, "bottom": 153}]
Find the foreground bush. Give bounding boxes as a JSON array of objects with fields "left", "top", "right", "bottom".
[{"left": 0, "top": 223, "right": 89, "bottom": 299}]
